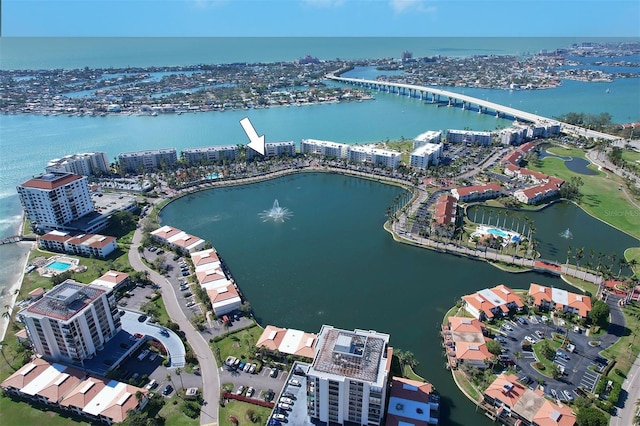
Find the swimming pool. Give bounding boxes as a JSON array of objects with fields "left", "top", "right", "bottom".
[
  {"left": 46, "top": 260, "right": 72, "bottom": 272},
  {"left": 205, "top": 173, "right": 220, "bottom": 179},
  {"left": 487, "top": 228, "right": 509, "bottom": 238}
]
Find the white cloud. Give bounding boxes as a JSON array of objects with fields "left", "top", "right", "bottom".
[{"left": 389, "top": 0, "right": 436, "bottom": 14}]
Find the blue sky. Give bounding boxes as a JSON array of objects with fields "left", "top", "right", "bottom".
[{"left": 2, "top": 0, "right": 639, "bottom": 37}]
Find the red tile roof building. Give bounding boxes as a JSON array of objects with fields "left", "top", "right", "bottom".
[
  {"left": 483, "top": 373, "right": 575, "bottom": 426},
  {"left": 529, "top": 283, "right": 592, "bottom": 318},
  {"left": 451, "top": 183, "right": 503, "bottom": 203},
  {"left": 386, "top": 377, "right": 439, "bottom": 425},
  {"left": 256, "top": 325, "right": 317, "bottom": 359},
  {"left": 442, "top": 316, "right": 491, "bottom": 369},
  {"left": 432, "top": 195, "right": 458, "bottom": 229},
  {"left": 462, "top": 284, "right": 524, "bottom": 320},
  {"left": 514, "top": 182, "right": 562, "bottom": 205},
  {"left": 1, "top": 359, "right": 149, "bottom": 425},
  {"left": 39, "top": 230, "right": 117, "bottom": 259}
]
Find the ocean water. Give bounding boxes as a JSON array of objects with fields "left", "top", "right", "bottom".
[{"left": 2, "top": 37, "right": 636, "bottom": 70}]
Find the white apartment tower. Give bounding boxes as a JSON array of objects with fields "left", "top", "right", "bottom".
[
  {"left": 19, "top": 280, "right": 121, "bottom": 364},
  {"left": 17, "top": 172, "right": 94, "bottom": 233},
  {"left": 46, "top": 152, "right": 110, "bottom": 176},
  {"left": 348, "top": 146, "right": 401, "bottom": 169},
  {"left": 182, "top": 145, "right": 238, "bottom": 164},
  {"left": 307, "top": 325, "right": 392, "bottom": 426},
  {"left": 117, "top": 148, "right": 178, "bottom": 173},
  {"left": 301, "top": 139, "right": 350, "bottom": 159}
]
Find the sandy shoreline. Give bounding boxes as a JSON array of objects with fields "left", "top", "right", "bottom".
[{"left": 0, "top": 241, "right": 33, "bottom": 342}]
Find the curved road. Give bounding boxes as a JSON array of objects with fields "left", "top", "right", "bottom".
[{"left": 129, "top": 228, "right": 219, "bottom": 426}]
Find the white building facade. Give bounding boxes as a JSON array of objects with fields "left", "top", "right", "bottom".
[
  {"left": 447, "top": 129, "right": 493, "bottom": 145},
  {"left": 413, "top": 130, "right": 442, "bottom": 148},
  {"left": 348, "top": 146, "right": 401, "bottom": 169},
  {"left": 19, "top": 281, "right": 121, "bottom": 364},
  {"left": 410, "top": 143, "right": 443, "bottom": 169},
  {"left": 301, "top": 139, "right": 350, "bottom": 159},
  {"left": 46, "top": 152, "right": 110, "bottom": 176},
  {"left": 17, "top": 172, "right": 94, "bottom": 233},
  {"left": 307, "top": 325, "right": 392, "bottom": 426},
  {"left": 117, "top": 148, "right": 178, "bottom": 173},
  {"left": 182, "top": 145, "right": 238, "bottom": 164}
]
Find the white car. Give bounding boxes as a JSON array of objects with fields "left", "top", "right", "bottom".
[
  {"left": 525, "top": 336, "right": 536, "bottom": 344},
  {"left": 246, "top": 387, "right": 255, "bottom": 397},
  {"left": 277, "top": 403, "right": 292, "bottom": 410},
  {"left": 280, "top": 397, "right": 294, "bottom": 405},
  {"left": 289, "top": 379, "right": 301, "bottom": 387},
  {"left": 273, "top": 414, "right": 286, "bottom": 421}
]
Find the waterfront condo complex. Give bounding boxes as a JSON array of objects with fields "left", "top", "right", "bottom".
[
  {"left": 45, "top": 152, "right": 110, "bottom": 177},
  {"left": 18, "top": 280, "right": 121, "bottom": 364},
  {"left": 182, "top": 145, "right": 238, "bottom": 164},
  {"left": 301, "top": 139, "right": 350, "bottom": 158},
  {"left": 17, "top": 172, "right": 94, "bottom": 234},
  {"left": 117, "top": 148, "right": 178, "bottom": 173},
  {"left": 307, "top": 325, "right": 392, "bottom": 425}
]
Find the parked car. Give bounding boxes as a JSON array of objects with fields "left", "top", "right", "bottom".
[
  {"left": 563, "top": 390, "right": 574, "bottom": 401},
  {"left": 272, "top": 414, "right": 286, "bottom": 421},
  {"left": 162, "top": 384, "right": 173, "bottom": 396},
  {"left": 235, "top": 385, "right": 245, "bottom": 395},
  {"left": 270, "top": 368, "right": 279, "bottom": 378},
  {"left": 246, "top": 387, "right": 255, "bottom": 397},
  {"left": 243, "top": 363, "right": 251, "bottom": 372},
  {"left": 535, "top": 330, "right": 545, "bottom": 339},
  {"left": 280, "top": 397, "right": 294, "bottom": 405},
  {"left": 501, "top": 324, "right": 513, "bottom": 332},
  {"left": 281, "top": 392, "right": 295, "bottom": 399},
  {"left": 551, "top": 389, "right": 558, "bottom": 399},
  {"left": 238, "top": 361, "right": 246, "bottom": 370},
  {"left": 149, "top": 353, "right": 158, "bottom": 362},
  {"left": 277, "top": 403, "right": 292, "bottom": 411},
  {"left": 517, "top": 317, "right": 527, "bottom": 325},
  {"left": 145, "top": 379, "right": 157, "bottom": 390},
  {"left": 525, "top": 335, "right": 536, "bottom": 344},
  {"left": 289, "top": 379, "right": 301, "bottom": 387},
  {"left": 137, "top": 314, "right": 148, "bottom": 323},
  {"left": 249, "top": 364, "right": 256, "bottom": 374}
]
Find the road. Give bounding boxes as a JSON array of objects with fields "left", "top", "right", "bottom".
[
  {"left": 614, "top": 353, "right": 640, "bottom": 426},
  {"left": 129, "top": 228, "right": 219, "bottom": 426}
]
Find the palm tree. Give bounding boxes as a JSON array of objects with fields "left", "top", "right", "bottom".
[
  {"left": 565, "top": 246, "right": 573, "bottom": 273},
  {"left": 175, "top": 367, "right": 184, "bottom": 390},
  {"left": 575, "top": 247, "right": 584, "bottom": 275}
]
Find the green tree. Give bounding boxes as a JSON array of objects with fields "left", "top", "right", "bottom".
[
  {"left": 589, "top": 300, "right": 610, "bottom": 328},
  {"left": 576, "top": 406, "right": 608, "bottom": 426},
  {"left": 486, "top": 339, "right": 502, "bottom": 356}
]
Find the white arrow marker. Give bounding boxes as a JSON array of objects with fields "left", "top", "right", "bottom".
[{"left": 240, "top": 117, "right": 265, "bottom": 156}]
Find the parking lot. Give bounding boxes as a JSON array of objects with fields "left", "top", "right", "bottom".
[
  {"left": 495, "top": 312, "right": 613, "bottom": 403},
  {"left": 221, "top": 360, "right": 288, "bottom": 406}
]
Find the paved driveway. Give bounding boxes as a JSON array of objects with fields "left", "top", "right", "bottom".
[
  {"left": 496, "top": 304, "right": 624, "bottom": 403},
  {"left": 120, "top": 309, "right": 186, "bottom": 367}
]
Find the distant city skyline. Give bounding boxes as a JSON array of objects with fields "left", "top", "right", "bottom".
[{"left": 2, "top": 0, "right": 639, "bottom": 38}]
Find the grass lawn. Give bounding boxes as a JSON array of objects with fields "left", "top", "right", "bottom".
[
  {"left": 141, "top": 293, "right": 171, "bottom": 326},
  {"left": 452, "top": 370, "right": 481, "bottom": 402},
  {"left": 545, "top": 146, "right": 589, "bottom": 159},
  {"left": 621, "top": 149, "right": 640, "bottom": 164},
  {"left": 211, "top": 324, "right": 263, "bottom": 365},
  {"left": 219, "top": 400, "right": 273, "bottom": 426},
  {"left": 561, "top": 275, "right": 599, "bottom": 296},
  {"left": 21, "top": 248, "right": 132, "bottom": 298},
  {"left": 532, "top": 338, "right": 562, "bottom": 377},
  {"left": 624, "top": 247, "right": 640, "bottom": 278},
  {"left": 0, "top": 395, "right": 90, "bottom": 426},
  {"left": 529, "top": 147, "right": 640, "bottom": 240},
  {"left": 602, "top": 300, "right": 640, "bottom": 376},
  {"left": 403, "top": 365, "right": 426, "bottom": 382},
  {"left": 158, "top": 398, "right": 199, "bottom": 426}
]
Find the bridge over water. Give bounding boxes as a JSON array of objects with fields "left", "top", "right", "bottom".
[{"left": 327, "top": 74, "right": 620, "bottom": 142}]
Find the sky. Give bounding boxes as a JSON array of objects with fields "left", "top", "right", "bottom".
[{"left": 2, "top": 0, "right": 639, "bottom": 38}]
